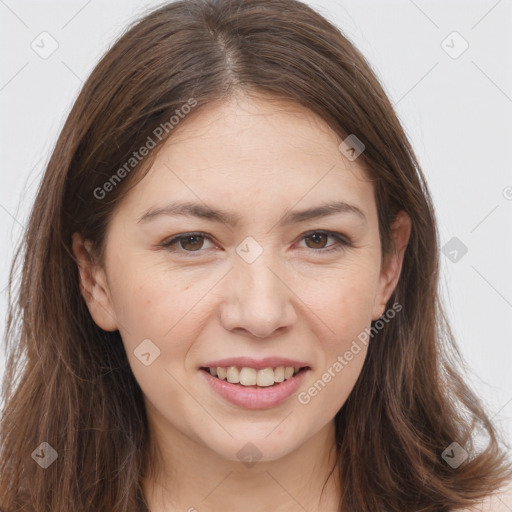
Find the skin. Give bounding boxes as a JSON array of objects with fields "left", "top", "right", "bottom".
[
  {"left": 461, "top": 484, "right": 512, "bottom": 512},
  {"left": 72, "top": 92, "right": 412, "bottom": 511}
]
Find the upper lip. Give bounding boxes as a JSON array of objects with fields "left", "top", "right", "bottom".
[{"left": 201, "top": 357, "right": 310, "bottom": 370}]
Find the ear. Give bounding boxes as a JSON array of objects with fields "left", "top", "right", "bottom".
[
  {"left": 372, "top": 210, "right": 411, "bottom": 320},
  {"left": 71, "top": 232, "right": 118, "bottom": 331}
]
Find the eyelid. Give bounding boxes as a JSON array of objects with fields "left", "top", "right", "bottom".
[
  {"left": 298, "top": 229, "right": 351, "bottom": 249},
  {"left": 160, "top": 230, "right": 351, "bottom": 255},
  {"left": 161, "top": 232, "right": 216, "bottom": 254}
]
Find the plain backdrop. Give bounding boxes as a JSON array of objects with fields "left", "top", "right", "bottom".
[{"left": 1, "top": 0, "right": 511, "bottom": 446}]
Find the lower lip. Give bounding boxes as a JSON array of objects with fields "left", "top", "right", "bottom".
[{"left": 200, "top": 368, "right": 309, "bottom": 410}]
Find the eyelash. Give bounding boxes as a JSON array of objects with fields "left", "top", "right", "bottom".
[{"left": 160, "top": 230, "right": 351, "bottom": 256}]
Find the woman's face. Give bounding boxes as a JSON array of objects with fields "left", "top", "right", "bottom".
[{"left": 74, "top": 93, "right": 409, "bottom": 464}]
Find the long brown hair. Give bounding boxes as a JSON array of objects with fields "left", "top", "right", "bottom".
[{"left": 1, "top": 0, "right": 510, "bottom": 510}]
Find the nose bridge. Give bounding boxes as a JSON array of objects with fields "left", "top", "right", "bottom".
[{"left": 220, "top": 236, "right": 297, "bottom": 337}]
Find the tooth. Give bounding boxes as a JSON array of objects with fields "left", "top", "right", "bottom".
[
  {"left": 256, "top": 367, "right": 275, "bottom": 387},
  {"left": 213, "top": 365, "right": 303, "bottom": 384},
  {"left": 284, "top": 366, "right": 294, "bottom": 379},
  {"left": 226, "top": 366, "right": 240, "bottom": 384},
  {"left": 239, "top": 367, "right": 257, "bottom": 386},
  {"left": 274, "top": 366, "right": 285, "bottom": 382}
]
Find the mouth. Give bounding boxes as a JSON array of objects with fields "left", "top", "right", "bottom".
[{"left": 200, "top": 365, "right": 310, "bottom": 389}]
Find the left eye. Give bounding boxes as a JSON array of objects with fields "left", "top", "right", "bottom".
[
  {"left": 298, "top": 231, "right": 348, "bottom": 252},
  {"left": 161, "top": 230, "right": 349, "bottom": 255}
]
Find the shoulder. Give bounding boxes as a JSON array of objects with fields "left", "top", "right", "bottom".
[{"left": 456, "top": 480, "right": 512, "bottom": 512}]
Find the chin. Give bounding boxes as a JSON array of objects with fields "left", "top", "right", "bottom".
[{"left": 199, "top": 432, "right": 298, "bottom": 465}]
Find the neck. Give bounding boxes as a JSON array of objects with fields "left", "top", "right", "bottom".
[{"left": 142, "top": 417, "right": 341, "bottom": 511}]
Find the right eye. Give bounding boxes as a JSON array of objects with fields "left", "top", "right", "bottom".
[{"left": 161, "top": 232, "right": 217, "bottom": 254}]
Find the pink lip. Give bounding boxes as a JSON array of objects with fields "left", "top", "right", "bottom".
[
  {"left": 200, "top": 367, "right": 309, "bottom": 409},
  {"left": 201, "top": 357, "right": 310, "bottom": 370}
]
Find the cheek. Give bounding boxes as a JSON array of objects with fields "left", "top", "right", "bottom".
[
  {"left": 108, "top": 272, "right": 205, "bottom": 413},
  {"left": 105, "top": 258, "right": 185, "bottom": 345},
  {"left": 295, "top": 263, "right": 377, "bottom": 417},
  {"left": 297, "top": 288, "right": 371, "bottom": 423},
  {"left": 107, "top": 260, "right": 218, "bottom": 372},
  {"left": 305, "top": 262, "right": 379, "bottom": 343}
]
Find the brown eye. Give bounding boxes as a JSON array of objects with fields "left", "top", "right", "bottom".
[
  {"left": 298, "top": 231, "right": 349, "bottom": 253},
  {"left": 161, "top": 230, "right": 349, "bottom": 256},
  {"left": 304, "top": 232, "right": 329, "bottom": 249},
  {"left": 161, "top": 232, "right": 215, "bottom": 253},
  {"left": 179, "top": 234, "right": 205, "bottom": 251}
]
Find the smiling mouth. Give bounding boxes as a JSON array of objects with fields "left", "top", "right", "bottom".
[{"left": 200, "top": 366, "right": 309, "bottom": 388}]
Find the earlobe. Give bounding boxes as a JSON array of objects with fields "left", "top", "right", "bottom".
[
  {"left": 71, "top": 232, "right": 118, "bottom": 331},
  {"left": 372, "top": 211, "right": 411, "bottom": 320}
]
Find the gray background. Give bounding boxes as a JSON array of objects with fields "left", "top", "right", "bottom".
[{"left": 1, "top": 0, "right": 511, "bottom": 445}]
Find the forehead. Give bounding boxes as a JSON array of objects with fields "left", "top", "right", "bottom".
[{"left": 117, "top": 93, "right": 376, "bottom": 223}]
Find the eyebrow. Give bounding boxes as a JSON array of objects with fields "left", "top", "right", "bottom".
[{"left": 137, "top": 199, "right": 366, "bottom": 226}]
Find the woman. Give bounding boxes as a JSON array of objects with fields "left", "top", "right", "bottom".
[{"left": 1, "top": 0, "right": 510, "bottom": 510}]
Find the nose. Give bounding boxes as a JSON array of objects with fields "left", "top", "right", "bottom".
[{"left": 220, "top": 251, "right": 298, "bottom": 339}]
